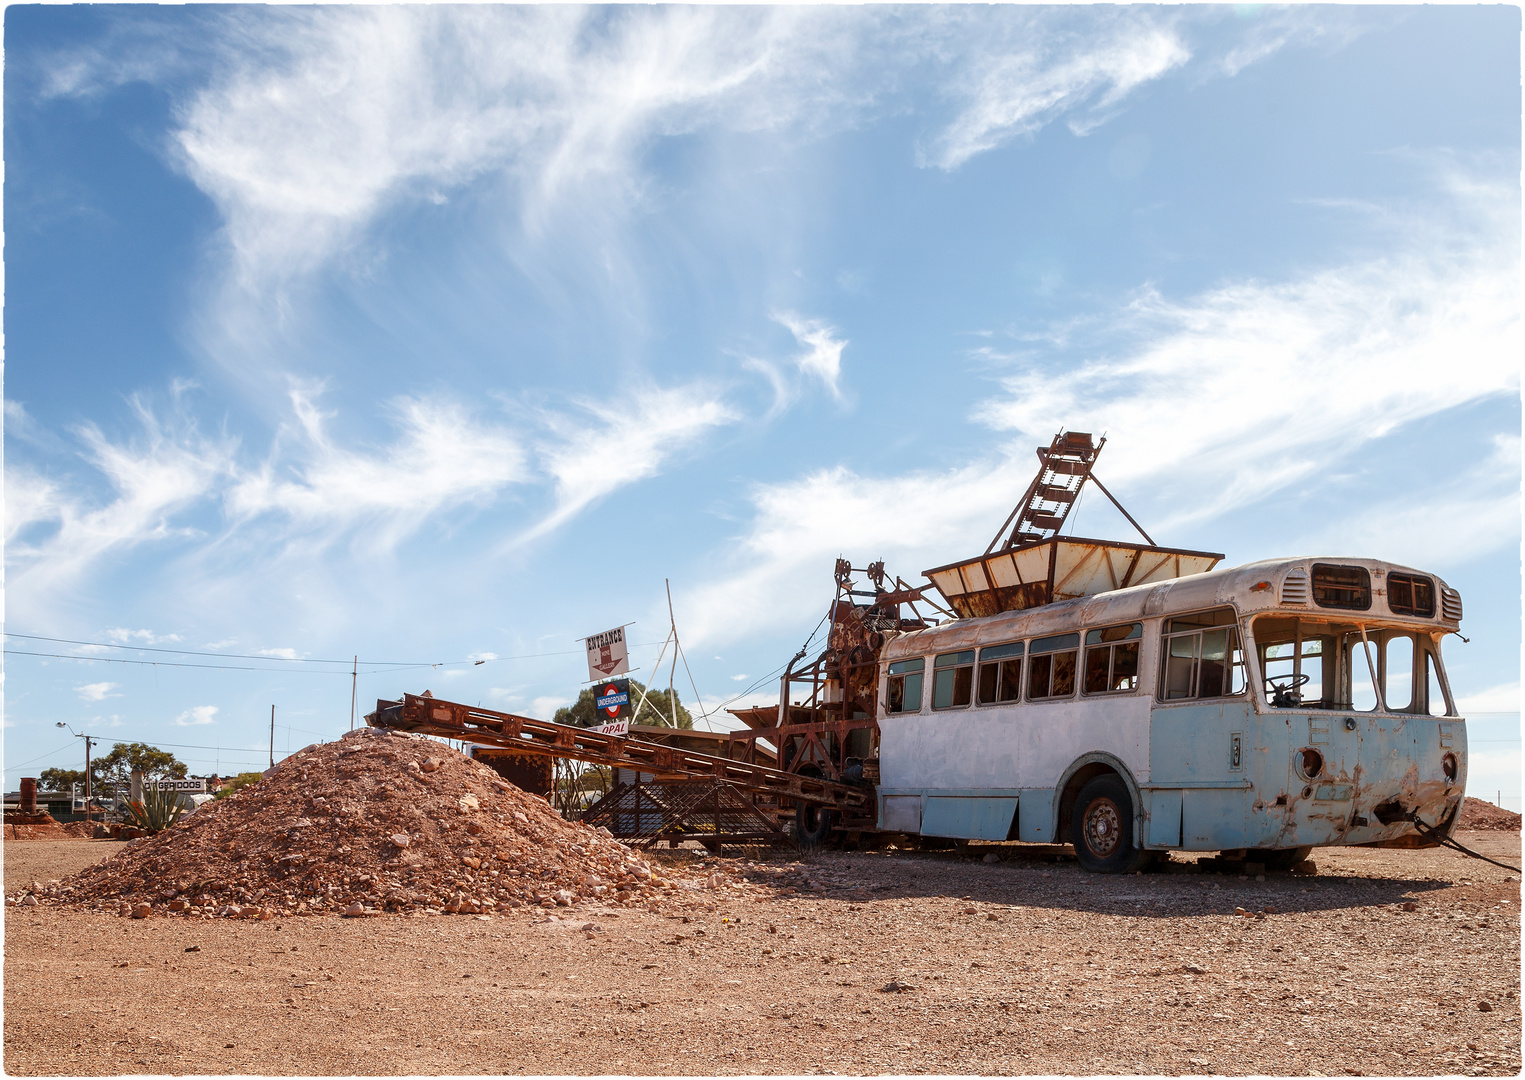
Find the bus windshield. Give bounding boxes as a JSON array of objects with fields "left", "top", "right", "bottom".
[{"left": 1252, "top": 616, "right": 1454, "bottom": 715}]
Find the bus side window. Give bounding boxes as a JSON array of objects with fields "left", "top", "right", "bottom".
[
  {"left": 1083, "top": 623, "right": 1142, "bottom": 694},
  {"left": 1383, "top": 634, "right": 1414, "bottom": 712},
  {"left": 1028, "top": 633, "right": 1079, "bottom": 700},
  {"left": 932, "top": 650, "right": 975, "bottom": 709},
  {"left": 1425, "top": 649, "right": 1452, "bottom": 717},
  {"left": 1160, "top": 608, "right": 1245, "bottom": 701},
  {"left": 978, "top": 642, "right": 1024, "bottom": 705},
  {"left": 886, "top": 658, "right": 924, "bottom": 714},
  {"left": 1346, "top": 634, "right": 1380, "bottom": 711}
]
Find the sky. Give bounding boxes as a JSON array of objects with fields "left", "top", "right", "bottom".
[{"left": 4, "top": 5, "right": 1520, "bottom": 801}]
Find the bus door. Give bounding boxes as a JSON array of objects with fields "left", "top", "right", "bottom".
[
  {"left": 1255, "top": 617, "right": 1366, "bottom": 841},
  {"left": 1354, "top": 629, "right": 1459, "bottom": 827}
]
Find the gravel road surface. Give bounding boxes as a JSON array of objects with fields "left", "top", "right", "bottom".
[{"left": 5, "top": 834, "right": 1518, "bottom": 1076}]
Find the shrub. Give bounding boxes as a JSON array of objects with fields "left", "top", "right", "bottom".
[{"left": 124, "top": 785, "right": 186, "bottom": 834}]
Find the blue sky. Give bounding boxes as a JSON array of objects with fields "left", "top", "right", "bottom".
[{"left": 4, "top": 5, "right": 1520, "bottom": 798}]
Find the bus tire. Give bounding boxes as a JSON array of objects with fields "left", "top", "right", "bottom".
[
  {"left": 796, "top": 802, "right": 835, "bottom": 848},
  {"left": 1071, "top": 774, "right": 1149, "bottom": 874},
  {"left": 1249, "top": 846, "right": 1312, "bottom": 871}
]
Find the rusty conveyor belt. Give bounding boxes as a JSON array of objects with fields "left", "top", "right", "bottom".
[{"left": 367, "top": 694, "right": 872, "bottom": 811}]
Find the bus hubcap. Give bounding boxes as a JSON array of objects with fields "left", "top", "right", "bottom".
[{"left": 1084, "top": 799, "right": 1121, "bottom": 857}]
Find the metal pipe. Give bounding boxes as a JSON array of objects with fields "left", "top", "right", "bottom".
[
  {"left": 1358, "top": 624, "right": 1386, "bottom": 713},
  {"left": 1086, "top": 472, "right": 1156, "bottom": 546}
]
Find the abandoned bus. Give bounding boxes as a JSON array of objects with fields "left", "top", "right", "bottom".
[{"left": 875, "top": 557, "right": 1467, "bottom": 873}]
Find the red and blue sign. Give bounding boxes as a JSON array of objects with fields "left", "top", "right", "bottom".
[{"left": 596, "top": 679, "right": 630, "bottom": 720}]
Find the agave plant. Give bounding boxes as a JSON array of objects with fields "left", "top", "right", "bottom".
[{"left": 124, "top": 784, "right": 186, "bottom": 834}]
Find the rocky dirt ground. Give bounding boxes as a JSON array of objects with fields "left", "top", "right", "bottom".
[{"left": 4, "top": 829, "right": 1518, "bottom": 1077}]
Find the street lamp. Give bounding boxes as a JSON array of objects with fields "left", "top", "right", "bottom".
[{"left": 56, "top": 723, "right": 96, "bottom": 820}]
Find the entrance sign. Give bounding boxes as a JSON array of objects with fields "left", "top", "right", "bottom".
[
  {"left": 585, "top": 626, "right": 630, "bottom": 680},
  {"left": 593, "top": 718, "right": 630, "bottom": 737}
]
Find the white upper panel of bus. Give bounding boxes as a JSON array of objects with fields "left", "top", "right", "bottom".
[{"left": 886, "top": 556, "right": 1461, "bottom": 661}]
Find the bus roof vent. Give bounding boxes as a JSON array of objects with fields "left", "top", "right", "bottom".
[
  {"left": 1441, "top": 586, "right": 1463, "bottom": 621},
  {"left": 1281, "top": 567, "right": 1309, "bottom": 605}
]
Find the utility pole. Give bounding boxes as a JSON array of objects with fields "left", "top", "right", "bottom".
[
  {"left": 269, "top": 705, "right": 276, "bottom": 768},
  {"left": 83, "top": 735, "right": 94, "bottom": 820},
  {"left": 55, "top": 725, "right": 97, "bottom": 820},
  {"left": 350, "top": 656, "right": 358, "bottom": 731},
  {"left": 666, "top": 579, "right": 680, "bottom": 729}
]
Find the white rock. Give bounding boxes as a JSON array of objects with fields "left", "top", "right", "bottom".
[{"left": 390, "top": 833, "right": 411, "bottom": 848}]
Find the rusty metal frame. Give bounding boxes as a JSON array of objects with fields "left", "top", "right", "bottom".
[
  {"left": 582, "top": 777, "right": 795, "bottom": 850},
  {"left": 368, "top": 694, "right": 871, "bottom": 810}
]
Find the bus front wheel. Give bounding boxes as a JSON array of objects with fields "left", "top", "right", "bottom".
[{"left": 1071, "top": 774, "right": 1150, "bottom": 874}]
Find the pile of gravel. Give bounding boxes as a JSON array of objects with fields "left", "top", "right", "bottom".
[
  {"left": 1457, "top": 796, "right": 1522, "bottom": 832},
  {"left": 59, "top": 727, "right": 747, "bottom": 919}
]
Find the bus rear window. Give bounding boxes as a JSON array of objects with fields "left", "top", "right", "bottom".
[
  {"left": 1312, "top": 564, "right": 1372, "bottom": 611},
  {"left": 886, "top": 658, "right": 924, "bottom": 714},
  {"left": 1083, "top": 623, "right": 1142, "bottom": 694},
  {"left": 1388, "top": 573, "right": 1436, "bottom": 618},
  {"left": 1028, "top": 633, "right": 1078, "bottom": 700},
  {"left": 932, "top": 650, "right": 975, "bottom": 709}
]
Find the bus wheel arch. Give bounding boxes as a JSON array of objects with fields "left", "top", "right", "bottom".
[{"left": 1053, "top": 753, "right": 1147, "bottom": 861}]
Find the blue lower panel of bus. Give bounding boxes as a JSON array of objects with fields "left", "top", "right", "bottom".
[
  {"left": 1146, "top": 789, "right": 1182, "bottom": 847},
  {"left": 921, "top": 796, "right": 1018, "bottom": 841},
  {"left": 1181, "top": 788, "right": 1248, "bottom": 849},
  {"left": 1016, "top": 788, "right": 1056, "bottom": 842}
]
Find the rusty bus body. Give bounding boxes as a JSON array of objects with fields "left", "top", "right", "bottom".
[{"left": 875, "top": 556, "right": 1467, "bottom": 871}]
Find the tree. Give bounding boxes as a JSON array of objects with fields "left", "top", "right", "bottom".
[
  {"left": 553, "top": 678, "right": 694, "bottom": 729},
  {"left": 39, "top": 767, "right": 87, "bottom": 793},
  {"left": 92, "top": 743, "right": 188, "bottom": 789}
]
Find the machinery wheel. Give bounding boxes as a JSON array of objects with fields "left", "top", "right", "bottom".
[
  {"left": 796, "top": 802, "right": 835, "bottom": 848},
  {"left": 1249, "top": 846, "right": 1312, "bottom": 871},
  {"left": 1071, "top": 774, "right": 1151, "bottom": 874}
]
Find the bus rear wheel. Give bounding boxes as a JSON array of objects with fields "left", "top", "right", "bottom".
[{"left": 1071, "top": 774, "right": 1150, "bottom": 874}]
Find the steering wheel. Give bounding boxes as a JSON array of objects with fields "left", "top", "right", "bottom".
[{"left": 1265, "top": 672, "right": 1310, "bottom": 708}]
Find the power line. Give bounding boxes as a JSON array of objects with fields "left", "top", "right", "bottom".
[
  {"left": 4, "top": 635, "right": 673, "bottom": 673},
  {"left": 2, "top": 649, "right": 379, "bottom": 674},
  {"left": 3, "top": 633, "right": 417, "bottom": 666},
  {"left": 4, "top": 740, "right": 83, "bottom": 770}
]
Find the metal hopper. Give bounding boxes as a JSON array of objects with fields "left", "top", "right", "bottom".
[
  {"left": 924, "top": 430, "right": 1223, "bottom": 617},
  {"left": 924, "top": 536, "right": 1223, "bottom": 618}
]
